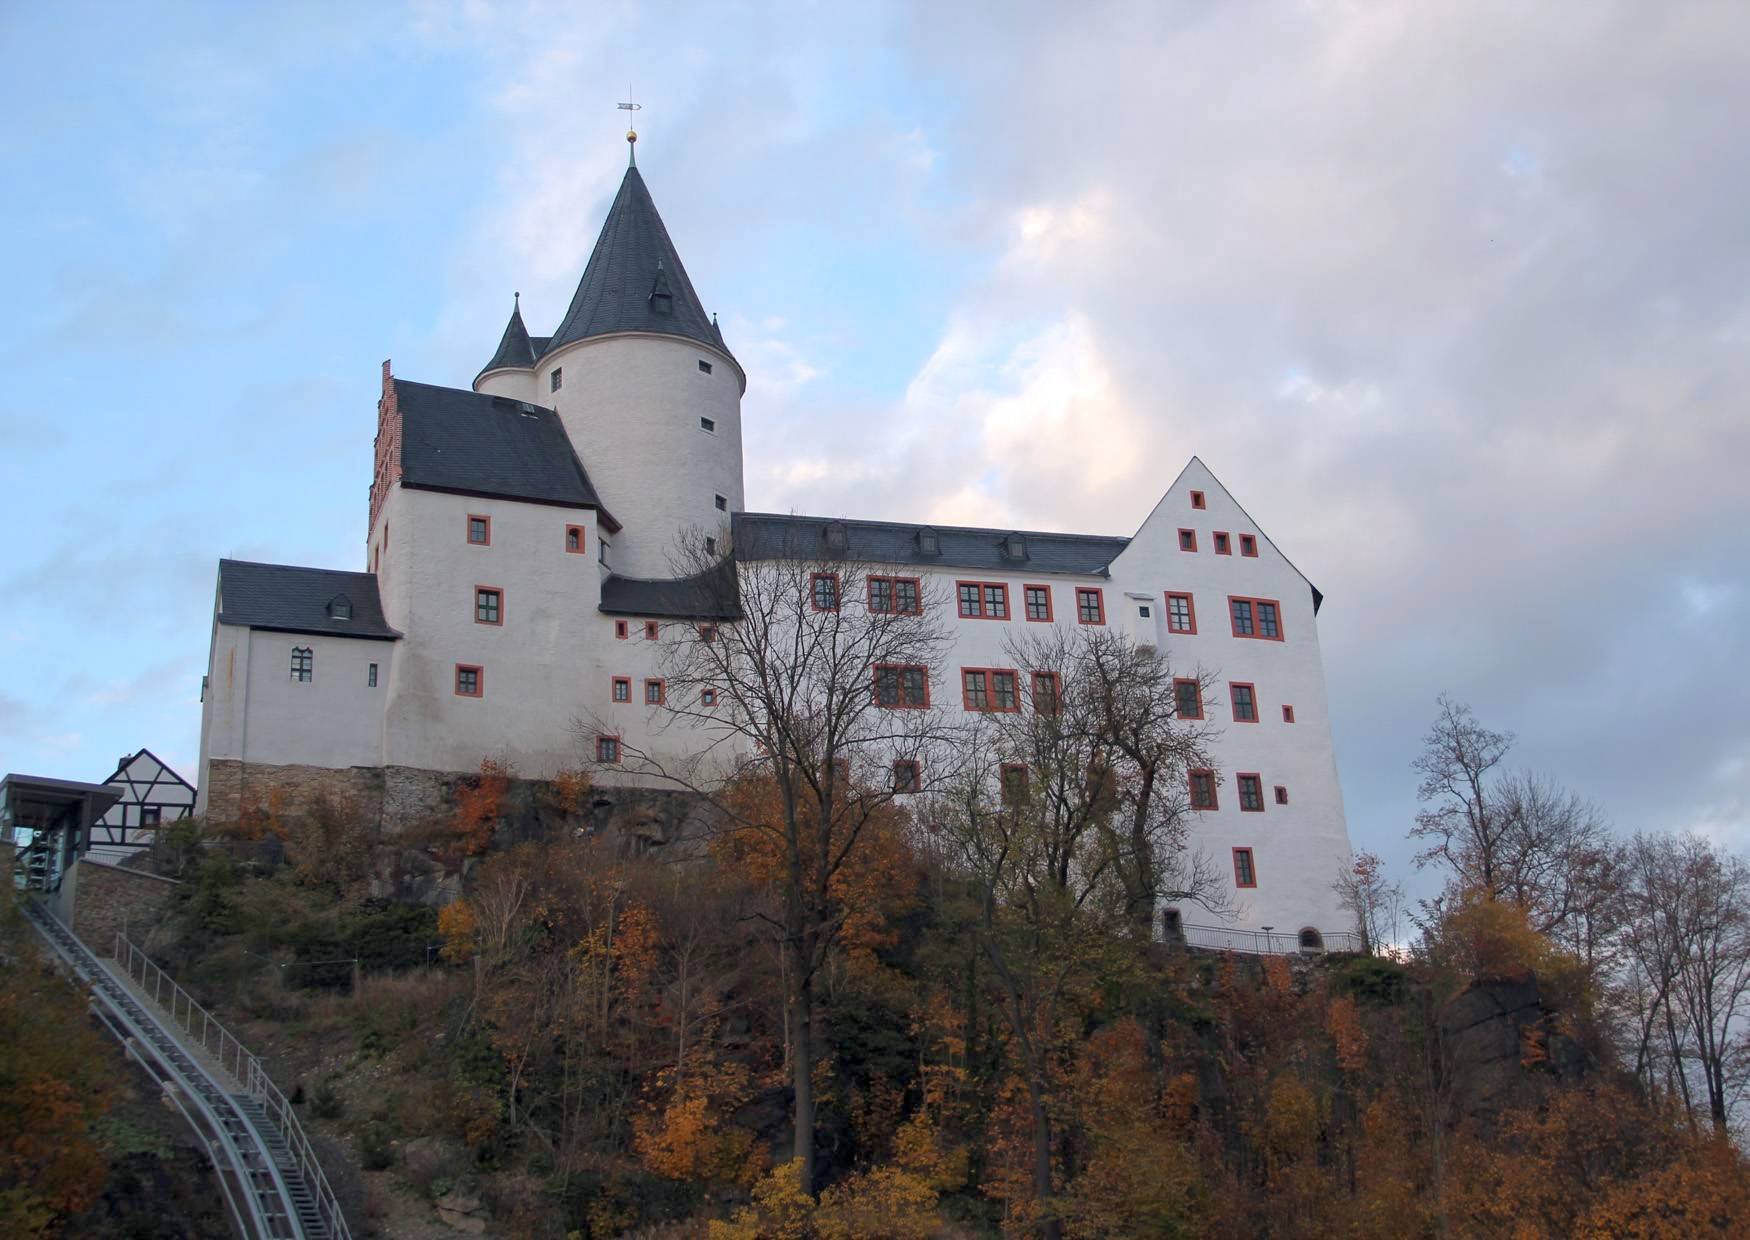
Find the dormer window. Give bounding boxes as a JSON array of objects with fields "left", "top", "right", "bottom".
[
  {"left": 824, "top": 522, "right": 849, "bottom": 555},
  {"left": 327, "top": 595, "right": 352, "bottom": 620},
  {"left": 917, "top": 527, "right": 941, "bottom": 556},
  {"left": 1002, "top": 532, "right": 1028, "bottom": 561},
  {"left": 650, "top": 291, "right": 673, "bottom": 315}
]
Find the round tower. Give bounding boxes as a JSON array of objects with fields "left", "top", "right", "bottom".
[{"left": 474, "top": 155, "right": 745, "bottom": 579}]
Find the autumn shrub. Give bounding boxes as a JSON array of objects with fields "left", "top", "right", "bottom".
[
  {"left": 282, "top": 788, "right": 372, "bottom": 889},
  {"left": 453, "top": 759, "right": 512, "bottom": 857}
]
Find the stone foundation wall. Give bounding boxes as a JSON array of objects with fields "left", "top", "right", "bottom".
[{"left": 51, "top": 857, "right": 180, "bottom": 951}]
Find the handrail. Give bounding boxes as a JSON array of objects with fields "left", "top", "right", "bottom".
[
  {"left": 1173, "top": 921, "right": 1366, "bottom": 956},
  {"left": 114, "top": 932, "right": 352, "bottom": 1240}
]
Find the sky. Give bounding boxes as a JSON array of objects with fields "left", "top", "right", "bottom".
[{"left": 2, "top": 0, "right": 1747, "bottom": 902}]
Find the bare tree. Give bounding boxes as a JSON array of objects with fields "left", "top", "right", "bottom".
[
  {"left": 579, "top": 529, "right": 969, "bottom": 1193},
  {"left": 1334, "top": 850, "right": 1405, "bottom": 955},
  {"left": 1410, "top": 694, "right": 1515, "bottom": 896},
  {"left": 927, "top": 624, "right": 1228, "bottom": 1238}
]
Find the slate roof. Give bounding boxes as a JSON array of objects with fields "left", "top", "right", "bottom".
[
  {"left": 395, "top": 379, "right": 618, "bottom": 525},
  {"left": 730, "top": 512, "right": 1129, "bottom": 576},
  {"left": 543, "top": 166, "right": 733, "bottom": 365},
  {"left": 599, "top": 563, "right": 740, "bottom": 620},
  {"left": 216, "top": 560, "right": 399, "bottom": 640},
  {"left": 477, "top": 297, "right": 536, "bottom": 379}
]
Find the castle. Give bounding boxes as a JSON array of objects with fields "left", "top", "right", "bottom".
[{"left": 195, "top": 142, "right": 1356, "bottom": 944}]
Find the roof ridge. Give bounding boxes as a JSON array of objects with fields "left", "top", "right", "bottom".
[{"left": 736, "top": 511, "right": 1131, "bottom": 542}]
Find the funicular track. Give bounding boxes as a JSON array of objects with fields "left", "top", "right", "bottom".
[{"left": 21, "top": 899, "right": 347, "bottom": 1239}]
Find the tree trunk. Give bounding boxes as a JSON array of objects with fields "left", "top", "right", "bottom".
[
  {"left": 788, "top": 939, "right": 817, "bottom": 1195},
  {"left": 1028, "top": 1075, "right": 1060, "bottom": 1240}
]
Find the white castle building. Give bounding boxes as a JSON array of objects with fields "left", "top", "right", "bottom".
[{"left": 196, "top": 143, "right": 1355, "bottom": 944}]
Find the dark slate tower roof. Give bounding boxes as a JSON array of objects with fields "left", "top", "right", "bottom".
[
  {"left": 477, "top": 295, "right": 536, "bottom": 380},
  {"left": 544, "top": 165, "right": 733, "bottom": 363}
]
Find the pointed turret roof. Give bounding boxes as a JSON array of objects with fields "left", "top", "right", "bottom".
[
  {"left": 544, "top": 165, "right": 733, "bottom": 363},
  {"left": 477, "top": 294, "right": 536, "bottom": 380}
]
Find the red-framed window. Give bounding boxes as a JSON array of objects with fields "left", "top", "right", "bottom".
[
  {"left": 454, "top": 664, "right": 483, "bottom": 698},
  {"left": 1075, "top": 587, "right": 1105, "bottom": 625},
  {"left": 474, "top": 586, "right": 503, "bottom": 625},
  {"left": 1178, "top": 528, "right": 1198, "bottom": 552},
  {"left": 467, "top": 514, "right": 491, "bottom": 546},
  {"left": 1000, "top": 763, "right": 1030, "bottom": 802},
  {"left": 1274, "top": 784, "right": 1289, "bottom": 805},
  {"left": 1165, "top": 591, "right": 1197, "bottom": 634},
  {"left": 1173, "top": 678, "right": 1204, "bottom": 720},
  {"left": 1023, "top": 584, "right": 1054, "bottom": 622},
  {"left": 1232, "top": 847, "right": 1257, "bottom": 888},
  {"left": 1230, "top": 682, "right": 1258, "bottom": 723},
  {"left": 811, "top": 572, "right": 841, "bottom": 612},
  {"left": 1282, "top": 704, "right": 1295, "bottom": 724},
  {"left": 1213, "top": 531, "right": 1232, "bottom": 556},
  {"left": 892, "top": 759, "right": 921, "bottom": 793},
  {"left": 1229, "top": 596, "right": 1284, "bottom": 641},
  {"left": 701, "top": 687, "right": 718, "bottom": 708},
  {"left": 615, "top": 620, "right": 629, "bottom": 640},
  {"left": 698, "top": 624, "right": 718, "bottom": 643},
  {"left": 962, "top": 667, "right": 1020, "bottom": 712},
  {"left": 873, "top": 663, "right": 930, "bottom": 709},
  {"left": 611, "top": 676, "right": 631, "bottom": 703},
  {"left": 1190, "top": 490, "right": 1206, "bottom": 510},
  {"left": 1239, "top": 533, "right": 1258, "bottom": 557},
  {"left": 1237, "top": 773, "right": 1265, "bottom": 812},
  {"left": 957, "top": 580, "right": 1010, "bottom": 619},
  {"left": 595, "top": 735, "right": 621, "bottom": 764},
  {"left": 644, "top": 678, "right": 666, "bottom": 706},
  {"left": 868, "top": 575, "right": 922, "bottom": 615},
  {"left": 645, "top": 620, "right": 661, "bottom": 641},
  {"left": 566, "top": 524, "right": 586, "bottom": 554},
  {"left": 1189, "top": 769, "right": 1218, "bottom": 810},
  {"left": 1031, "top": 670, "right": 1062, "bottom": 715}
]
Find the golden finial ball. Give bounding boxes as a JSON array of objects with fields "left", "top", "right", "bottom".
[{"left": 627, "top": 129, "right": 638, "bottom": 143}]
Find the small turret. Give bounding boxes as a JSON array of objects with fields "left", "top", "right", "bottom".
[{"left": 477, "top": 293, "right": 536, "bottom": 382}]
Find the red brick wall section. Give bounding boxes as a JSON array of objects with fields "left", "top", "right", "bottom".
[{"left": 369, "top": 358, "right": 402, "bottom": 536}]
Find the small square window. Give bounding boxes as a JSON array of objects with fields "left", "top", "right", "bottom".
[
  {"left": 645, "top": 678, "right": 665, "bottom": 705},
  {"left": 1282, "top": 704, "right": 1296, "bottom": 723},
  {"left": 596, "top": 736, "right": 621, "bottom": 764},
  {"left": 1274, "top": 785, "right": 1289, "bottom": 805},
  {"left": 367, "top": 662, "right": 378, "bottom": 687},
  {"left": 1138, "top": 604, "right": 1151, "bottom": 618},
  {"left": 1240, "top": 534, "right": 1258, "bottom": 557},
  {"left": 700, "top": 416, "right": 716, "bottom": 434},
  {"left": 1213, "top": 532, "right": 1231, "bottom": 555},
  {"left": 699, "top": 624, "right": 718, "bottom": 643},
  {"left": 612, "top": 677, "right": 631, "bottom": 702},
  {"left": 698, "top": 359, "right": 713, "bottom": 374},
  {"left": 1233, "top": 847, "right": 1257, "bottom": 888},
  {"left": 551, "top": 367, "right": 563, "bottom": 392},
  {"left": 714, "top": 493, "right": 728, "bottom": 512},
  {"left": 705, "top": 536, "right": 716, "bottom": 554},
  {"left": 455, "top": 665, "right": 482, "bottom": 697},
  {"left": 1190, "top": 490, "right": 1206, "bottom": 510},
  {"left": 1178, "top": 528, "right": 1197, "bottom": 552},
  {"left": 468, "top": 515, "right": 491, "bottom": 545},
  {"left": 615, "top": 620, "right": 629, "bottom": 640},
  {"left": 475, "top": 587, "right": 503, "bottom": 625},
  {"left": 1024, "top": 585, "right": 1052, "bottom": 622},
  {"left": 566, "top": 525, "right": 586, "bottom": 553},
  {"left": 701, "top": 687, "right": 717, "bottom": 707},
  {"left": 140, "top": 806, "right": 161, "bottom": 827},
  {"left": 1238, "top": 773, "right": 1265, "bottom": 812},
  {"left": 645, "top": 621, "right": 660, "bottom": 641},
  {"left": 892, "top": 759, "right": 921, "bottom": 794}
]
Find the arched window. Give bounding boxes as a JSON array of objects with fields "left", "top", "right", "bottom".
[
  {"left": 290, "top": 647, "right": 313, "bottom": 682},
  {"left": 1298, "top": 927, "right": 1324, "bottom": 953}
]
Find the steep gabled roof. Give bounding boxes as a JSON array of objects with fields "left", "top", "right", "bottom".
[
  {"left": 216, "top": 560, "right": 399, "bottom": 640},
  {"left": 731, "top": 512, "right": 1129, "bottom": 575},
  {"left": 476, "top": 295, "right": 536, "bottom": 380},
  {"left": 544, "top": 165, "right": 733, "bottom": 364},
  {"left": 394, "top": 380, "right": 618, "bottom": 526}
]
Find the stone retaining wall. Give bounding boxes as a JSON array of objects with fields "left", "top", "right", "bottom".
[{"left": 50, "top": 857, "right": 180, "bottom": 950}]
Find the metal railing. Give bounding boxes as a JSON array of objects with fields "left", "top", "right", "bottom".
[
  {"left": 1175, "top": 921, "right": 1365, "bottom": 956},
  {"left": 115, "top": 933, "right": 352, "bottom": 1240}
]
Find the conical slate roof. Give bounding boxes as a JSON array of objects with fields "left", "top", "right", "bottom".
[
  {"left": 544, "top": 165, "right": 731, "bottom": 362},
  {"left": 478, "top": 296, "right": 536, "bottom": 379}
]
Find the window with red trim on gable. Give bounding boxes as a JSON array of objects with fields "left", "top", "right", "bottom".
[
  {"left": 1274, "top": 785, "right": 1289, "bottom": 805},
  {"left": 1239, "top": 533, "right": 1258, "bottom": 557},
  {"left": 455, "top": 664, "right": 483, "bottom": 698},
  {"left": 874, "top": 664, "right": 929, "bottom": 708},
  {"left": 1166, "top": 592, "right": 1196, "bottom": 634},
  {"left": 595, "top": 736, "right": 621, "bottom": 763},
  {"left": 644, "top": 678, "right": 666, "bottom": 706},
  {"left": 811, "top": 572, "right": 841, "bottom": 611},
  {"left": 1173, "top": 678, "right": 1204, "bottom": 720},
  {"left": 1031, "top": 670, "right": 1062, "bottom": 714},
  {"left": 645, "top": 620, "right": 660, "bottom": 641},
  {"left": 611, "top": 676, "right": 631, "bottom": 703},
  {"left": 1230, "top": 682, "right": 1258, "bottom": 722},
  {"left": 1282, "top": 704, "right": 1295, "bottom": 723},
  {"left": 1000, "top": 763, "right": 1030, "bottom": 802},
  {"left": 1233, "top": 847, "right": 1257, "bottom": 888},
  {"left": 962, "top": 668, "right": 1019, "bottom": 712},
  {"left": 1178, "top": 529, "right": 1198, "bottom": 552},
  {"left": 1237, "top": 773, "right": 1265, "bottom": 811},
  {"left": 701, "top": 687, "right": 717, "bottom": 707},
  {"left": 699, "top": 624, "right": 718, "bottom": 643},
  {"left": 1075, "top": 587, "right": 1105, "bottom": 625},
  {"left": 566, "top": 524, "right": 586, "bottom": 554},
  {"left": 1213, "top": 531, "right": 1232, "bottom": 555},
  {"left": 475, "top": 587, "right": 503, "bottom": 625},
  {"left": 615, "top": 620, "right": 629, "bottom": 640},
  {"left": 1023, "top": 584, "right": 1053, "bottom": 622},
  {"left": 868, "top": 575, "right": 922, "bottom": 615},
  {"left": 1229, "top": 596, "right": 1284, "bottom": 640},
  {"left": 467, "top": 515, "right": 491, "bottom": 545},
  {"left": 957, "top": 581, "right": 1009, "bottom": 619},
  {"left": 892, "top": 759, "right": 921, "bottom": 793},
  {"left": 1190, "top": 769, "right": 1218, "bottom": 810},
  {"left": 1190, "top": 490, "right": 1206, "bottom": 510}
]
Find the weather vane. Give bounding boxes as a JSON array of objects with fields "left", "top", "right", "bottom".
[{"left": 618, "top": 94, "right": 641, "bottom": 163}]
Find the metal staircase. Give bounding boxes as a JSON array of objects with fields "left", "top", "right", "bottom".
[{"left": 21, "top": 900, "right": 348, "bottom": 1239}]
